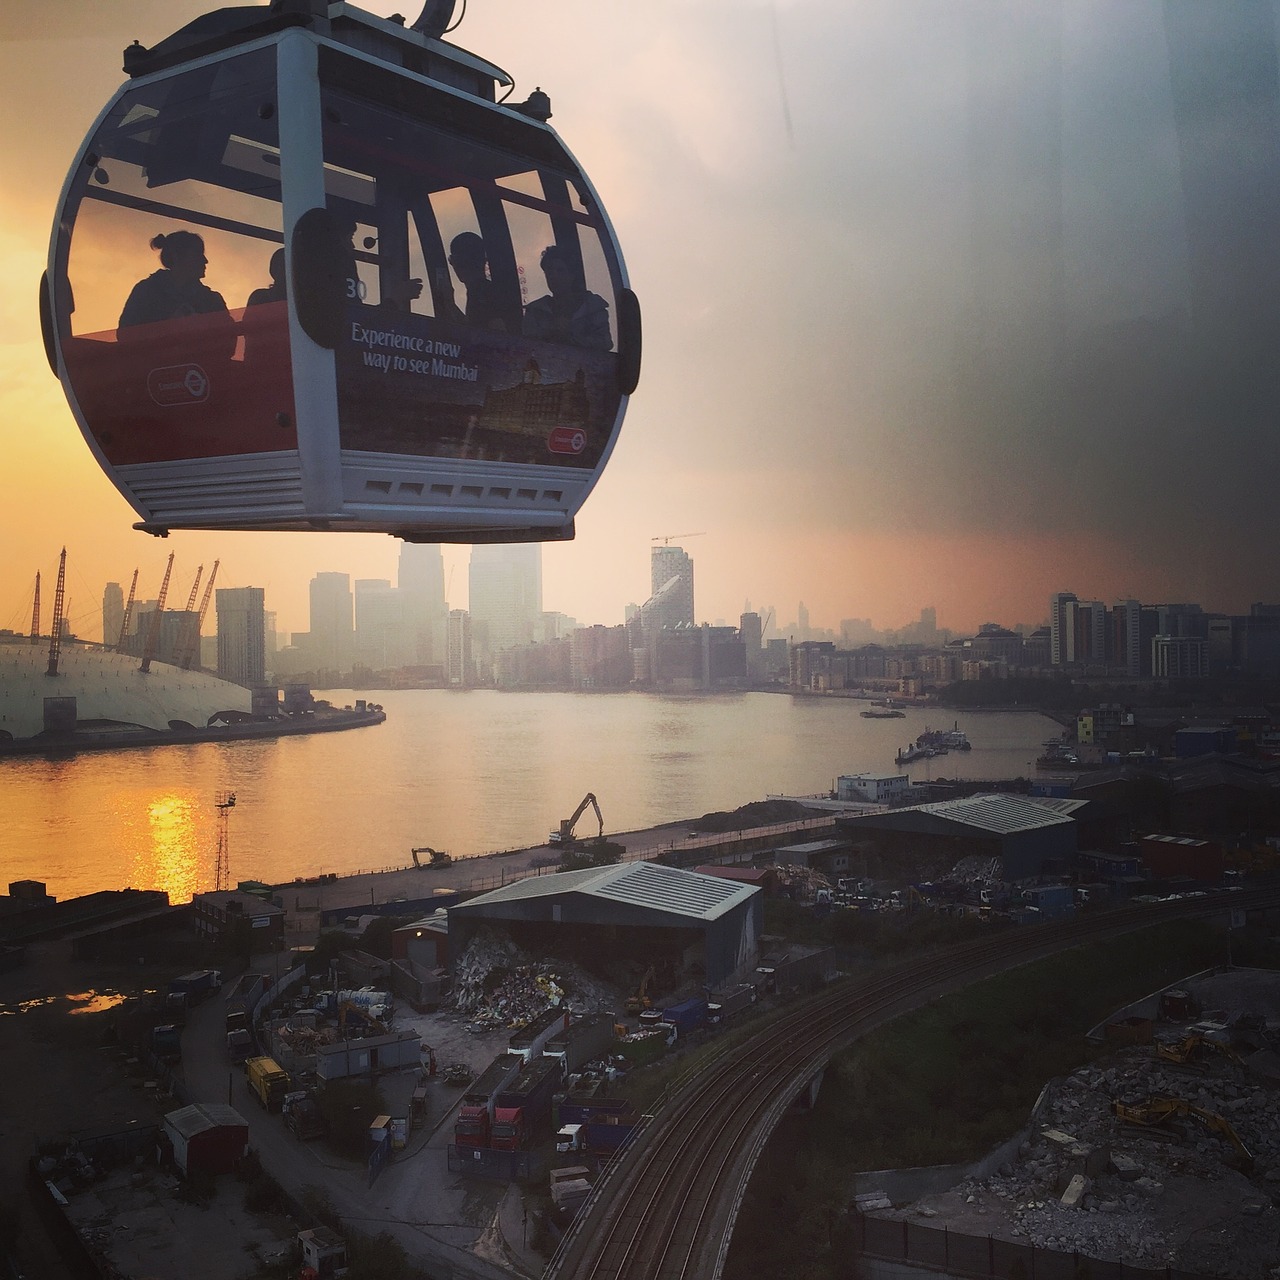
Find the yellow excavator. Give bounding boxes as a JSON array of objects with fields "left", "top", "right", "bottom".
[
  {"left": 550, "top": 793, "right": 604, "bottom": 846},
  {"left": 1155, "top": 1034, "right": 1244, "bottom": 1068},
  {"left": 1112, "top": 1096, "right": 1254, "bottom": 1170},
  {"left": 625, "top": 965, "right": 657, "bottom": 1015},
  {"left": 410, "top": 846, "right": 452, "bottom": 868},
  {"left": 338, "top": 1001, "right": 387, "bottom": 1037}
]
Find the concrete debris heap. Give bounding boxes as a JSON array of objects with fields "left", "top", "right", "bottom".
[
  {"left": 450, "top": 928, "right": 617, "bottom": 1029},
  {"left": 903, "top": 1051, "right": 1280, "bottom": 1280}
]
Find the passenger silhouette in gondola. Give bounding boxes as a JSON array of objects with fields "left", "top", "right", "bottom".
[
  {"left": 246, "top": 247, "right": 287, "bottom": 309},
  {"left": 438, "top": 232, "right": 510, "bottom": 332},
  {"left": 118, "top": 230, "right": 235, "bottom": 361},
  {"left": 523, "top": 244, "right": 612, "bottom": 351}
]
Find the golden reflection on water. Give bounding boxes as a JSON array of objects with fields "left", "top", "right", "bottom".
[{"left": 127, "top": 793, "right": 206, "bottom": 904}]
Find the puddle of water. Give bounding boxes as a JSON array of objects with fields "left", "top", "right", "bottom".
[
  {"left": 66, "top": 991, "right": 129, "bottom": 1015},
  {"left": 0, "top": 991, "right": 131, "bottom": 1016},
  {"left": 0, "top": 995, "right": 59, "bottom": 1016}
]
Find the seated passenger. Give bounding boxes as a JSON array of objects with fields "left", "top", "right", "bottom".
[
  {"left": 118, "top": 230, "right": 235, "bottom": 361},
  {"left": 522, "top": 245, "right": 612, "bottom": 351},
  {"left": 246, "top": 247, "right": 287, "bottom": 308}
]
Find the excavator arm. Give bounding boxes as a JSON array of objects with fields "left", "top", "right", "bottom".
[{"left": 558, "top": 793, "right": 604, "bottom": 843}]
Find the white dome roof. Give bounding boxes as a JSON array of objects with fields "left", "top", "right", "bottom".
[{"left": 0, "top": 639, "right": 252, "bottom": 740}]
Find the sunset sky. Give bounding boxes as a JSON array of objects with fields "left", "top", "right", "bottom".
[{"left": 3, "top": 0, "right": 1278, "bottom": 644}]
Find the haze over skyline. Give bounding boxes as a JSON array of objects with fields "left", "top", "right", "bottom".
[{"left": 3, "top": 1, "right": 1278, "bottom": 641}]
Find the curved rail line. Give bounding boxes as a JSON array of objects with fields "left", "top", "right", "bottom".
[{"left": 547, "top": 889, "right": 1280, "bottom": 1280}]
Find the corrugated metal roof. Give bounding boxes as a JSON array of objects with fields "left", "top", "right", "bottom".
[
  {"left": 916, "top": 794, "right": 1076, "bottom": 835},
  {"left": 163, "top": 1103, "right": 247, "bottom": 1140},
  {"left": 457, "top": 860, "right": 756, "bottom": 922}
]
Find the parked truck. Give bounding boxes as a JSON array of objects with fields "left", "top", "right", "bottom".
[
  {"left": 544, "top": 1013, "right": 617, "bottom": 1075},
  {"left": 333, "top": 988, "right": 393, "bottom": 1021},
  {"left": 507, "top": 1006, "right": 570, "bottom": 1064},
  {"left": 453, "top": 1054, "right": 523, "bottom": 1149},
  {"left": 151, "top": 1023, "right": 182, "bottom": 1063},
  {"left": 245, "top": 1056, "right": 291, "bottom": 1112},
  {"left": 490, "top": 1057, "right": 564, "bottom": 1151},
  {"left": 226, "top": 1027, "right": 253, "bottom": 1063},
  {"left": 224, "top": 972, "right": 268, "bottom": 1036},
  {"left": 661, "top": 998, "right": 708, "bottom": 1037},
  {"left": 169, "top": 969, "right": 222, "bottom": 1006},
  {"left": 555, "top": 1114, "right": 641, "bottom": 1156},
  {"left": 706, "top": 983, "right": 756, "bottom": 1024}
]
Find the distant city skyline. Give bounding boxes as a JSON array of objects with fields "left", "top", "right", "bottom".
[{"left": 48, "top": 538, "right": 1276, "bottom": 681}]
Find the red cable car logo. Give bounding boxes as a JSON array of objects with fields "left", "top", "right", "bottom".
[
  {"left": 547, "top": 426, "right": 586, "bottom": 455},
  {"left": 147, "top": 364, "right": 211, "bottom": 406}
]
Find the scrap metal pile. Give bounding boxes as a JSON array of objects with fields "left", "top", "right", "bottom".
[{"left": 450, "top": 928, "right": 618, "bottom": 1030}]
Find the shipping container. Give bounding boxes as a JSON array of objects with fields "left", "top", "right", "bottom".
[{"left": 661, "top": 998, "right": 708, "bottom": 1035}]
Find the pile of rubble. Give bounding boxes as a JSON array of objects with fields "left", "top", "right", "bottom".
[
  {"left": 897, "top": 1048, "right": 1280, "bottom": 1279},
  {"left": 450, "top": 929, "right": 619, "bottom": 1029},
  {"left": 773, "top": 863, "right": 832, "bottom": 900}
]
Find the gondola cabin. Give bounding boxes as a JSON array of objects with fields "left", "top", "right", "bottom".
[{"left": 42, "top": 0, "right": 640, "bottom": 542}]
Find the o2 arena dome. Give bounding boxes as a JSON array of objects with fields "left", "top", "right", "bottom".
[{"left": 0, "top": 637, "right": 252, "bottom": 744}]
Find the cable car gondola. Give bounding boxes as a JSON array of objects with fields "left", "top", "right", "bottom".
[{"left": 41, "top": 0, "right": 640, "bottom": 543}]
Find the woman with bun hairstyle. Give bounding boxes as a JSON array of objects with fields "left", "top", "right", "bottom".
[{"left": 118, "top": 230, "right": 235, "bottom": 359}]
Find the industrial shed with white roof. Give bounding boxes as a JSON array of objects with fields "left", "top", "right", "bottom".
[
  {"left": 447, "top": 861, "right": 762, "bottom": 990},
  {"left": 835, "top": 793, "right": 1081, "bottom": 881}
]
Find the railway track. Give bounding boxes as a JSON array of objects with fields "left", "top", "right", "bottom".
[{"left": 547, "top": 889, "right": 1280, "bottom": 1280}]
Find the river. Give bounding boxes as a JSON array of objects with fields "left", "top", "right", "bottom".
[{"left": 0, "top": 690, "right": 1059, "bottom": 903}]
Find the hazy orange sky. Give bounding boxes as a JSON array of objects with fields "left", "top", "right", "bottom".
[{"left": 3, "top": 1, "right": 1278, "bottom": 643}]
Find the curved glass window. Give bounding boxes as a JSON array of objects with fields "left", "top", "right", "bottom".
[
  {"left": 53, "top": 48, "right": 295, "bottom": 466},
  {"left": 318, "top": 57, "right": 625, "bottom": 470}
]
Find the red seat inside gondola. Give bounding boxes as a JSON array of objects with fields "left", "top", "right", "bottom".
[{"left": 62, "top": 301, "right": 297, "bottom": 466}]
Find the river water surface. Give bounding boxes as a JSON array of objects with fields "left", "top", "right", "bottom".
[{"left": 1, "top": 690, "right": 1058, "bottom": 902}]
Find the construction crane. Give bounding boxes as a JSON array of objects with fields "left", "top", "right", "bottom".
[
  {"left": 45, "top": 549, "right": 67, "bottom": 678},
  {"left": 29, "top": 573, "right": 40, "bottom": 646},
  {"left": 170, "top": 564, "right": 202, "bottom": 670},
  {"left": 651, "top": 532, "right": 706, "bottom": 546},
  {"left": 139, "top": 553, "right": 175, "bottom": 674},
  {"left": 550, "top": 793, "right": 604, "bottom": 846},
  {"left": 213, "top": 790, "right": 237, "bottom": 892},
  {"left": 116, "top": 568, "right": 138, "bottom": 652},
  {"left": 175, "top": 559, "right": 219, "bottom": 670}
]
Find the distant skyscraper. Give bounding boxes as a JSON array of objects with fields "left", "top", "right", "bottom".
[
  {"left": 797, "top": 601, "right": 810, "bottom": 641},
  {"left": 309, "top": 572, "right": 354, "bottom": 674},
  {"left": 1115, "top": 599, "right": 1143, "bottom": 678},
  {"left": 216, "top": 587, "right": 266, "bottom": 686},
  {"left": 1049, "top": 592, "right": 1077, "bottom": 665},
  {"left": 102, "top": 582, "right": 123, "bottom": 649},
  {"left": 740, "top": 611, "right": 763, "bottom": 679},
  {"left": 398, "top": 543, "right": 447, "bottom": 666},
  {"left": 646, "top": 545, "right": 694, "bottom": 632},
  {"left": 468, "top": 545, "right": 542, "bottom": 671},
  {"left": 354, "top": 578, "right": 406, "bottom": 670},
  {"left": 447, "top": 609, "right": 472, "bottom": 686}
]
